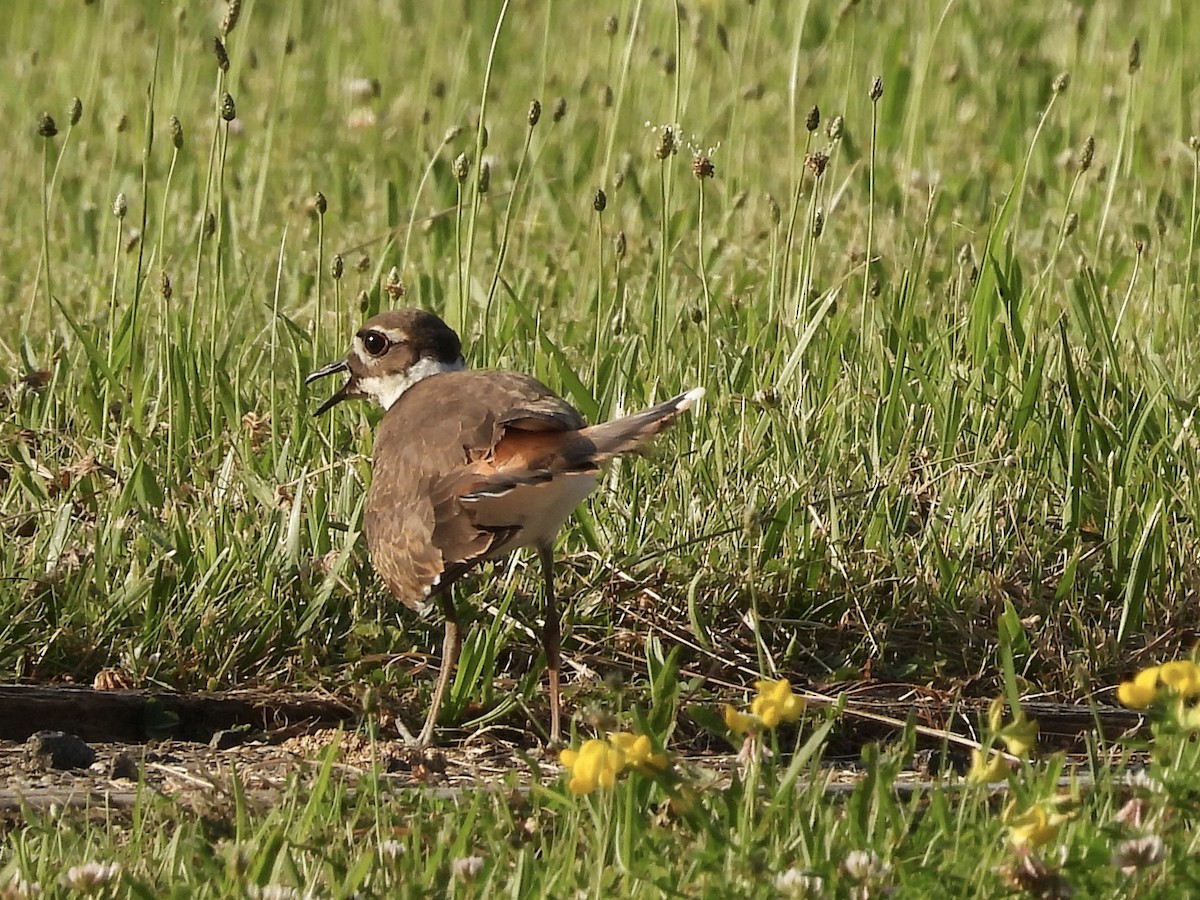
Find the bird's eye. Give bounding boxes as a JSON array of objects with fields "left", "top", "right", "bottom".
[{"left": 362, "top": 331, "right": 389, "bottom": 357}]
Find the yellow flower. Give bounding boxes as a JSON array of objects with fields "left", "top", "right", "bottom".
[
  {"left": 724, "top": 704, "right": 759, "bottom": 735},
  {"left": 1004, "top": 804, "right": 1059, "bottom": 850},
  {"left": 608, "top": 733, "right": 669, "bottom": 773},
  {"left": 966, "top": 749, "right": 1008, "bottom": 785},
  {"left": 1171, "top": 697, "right": 1200, "bottom": 731},
  {"left": 560, "top": 739, "right": 625, "bottom": 795},
  {"left": 750, "top": 679, "right": 806, "bottom": 728},
  {"left": 998, "top": 713, "right": 1039, "bottom": 759},
  {"left": 1117, "top": 666, "right": 1161, "bottom": 709},
  {"left": 1158, "top": 661, "right": 1200, "bottom": 699},
  {"left": 1004, "top": 799, "right": 1075, "bottom": 850},
  {"left": 985, "top": 698, "right": 1038, "bottom": 759},
  {"left": 987, "top": 696, "right": 1006, "bottom": 735}
]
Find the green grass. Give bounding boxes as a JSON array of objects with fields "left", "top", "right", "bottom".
[{"left": 4, "top": 0, "right": 1200, "bottom": 893}]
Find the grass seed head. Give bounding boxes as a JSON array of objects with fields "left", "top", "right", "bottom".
[
  {"left": 1064, "top": 212, "right": 1079, "bottom": 237},
  {"left": 331, "top": 254, "right": 343, "bottom": 280},
  {"left": 605, "top": 15, "right": 618, "bottom": 36},
  {"left": 1078, "top": 135, "right": 1095, "bottom": 171},
  {"left": 767, "top": 193, "right": 781, "bottom": 225},
  {"left": 112, "top": 192, "right": 128, "bottom": 219},
  {"left": 170, "top": 115, "right": 183, "bottom": 148},
  {"left": 357, "top": 289, "right": 369, "bottom": 313},
  {"left": 805, "top": 104, "right": 820, "bottom": 132},
  {"left": 869, "top": 75, "right": 883, "bottom": 102},
  {"left": 1128, "top": 37, "right": 1141, "bottom": 74},
  {"left": 220, "top": 0, "right": 242, "bottom": 36},
  {"left": 220, "top": 92, "right": 236, "bottom": 122},
  {"left": 477, "top": 159, "right": 490, "bottom": 194},
  {"left": 615, "top": 230, "right": 626, "bottom": 260},
  {"left": 654, "top": 124, "right": 678, "bottom": 159},
  {"left": 552, "top": 96, "right": 567, "bottom": 122},
  {"left": 805, "top": 150, "right": 829, "bottom": 178},
  {"left": 314, "top": 191, "right": 327, "bottom": 215},
  {"left": 812, "top": 209, "right": 825, "bottom": 238},
  {"left": 356, "top": 255, "right": 370, "bottom": 272},
  {"left": 827, "top": 114, "right": 844, "bottom": 141},
  {"left": 1052, "top": 71, "right": 1070, "bottom": 94},
  {"left": 213, "top": 37, "right": 230, "bottom": 72},
  {"left": 692, "top": 153, "right": 715, "bottom": 179},
  {"left": 37, "top": 112, "right": 58, "bottom": 138},
  {"left": 385, "top": 266, "right": 405, "bottom": 299},
  {"left": 453, "top": 152, "right": 470, "bottom": 183},
  {"left": 160, "top": 270, "right": 172, "bottom": 300},
  {"left": 593, "top": 188, "right": 607, "bottom": 212},
  {"left": 68, "top": 97, "right": 82, "bottom": 126},
  {"left": 600, "top": 83, "right": 613, "bottom": 108},
  {"left": 1190, "top": 135, "right": 1200, "bottom": 153},
  {"left": 203, "top": 211, "right": 216, "bottom": 239},
  {"left": 528, "top": 99, "right": 541, "bottom": 127}
]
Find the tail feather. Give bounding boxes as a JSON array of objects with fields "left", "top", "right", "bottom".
[{"left": 578, "top": 387, "right": 704, "bottom": 461}]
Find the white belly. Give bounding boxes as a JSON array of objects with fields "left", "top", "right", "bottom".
[{"left": 470, "top": 472, "right": 598, "bottom": 552}]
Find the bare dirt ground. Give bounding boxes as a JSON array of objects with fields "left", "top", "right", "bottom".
[{"left": 0, "top": 683, "right": 1144, "bottom": 818}]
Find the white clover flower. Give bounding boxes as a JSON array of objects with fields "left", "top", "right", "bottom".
[
  {"left": 1112, "top": 834, "right": 1166, "bottom": 875},
  {"left": 246, "top": 886, "right": 304, "bottom": 900},
  {"left": 775, "top": 866, "right": 823, "bottom": 897},
  {"left": 343, "top": 78, "right": 380, "bottom": 101},
  {"left": 0, "top": 873, "right": 41, "bottom": 899},
  {"left": 1123, "top": 770, "right": 1164, "bottom": 793},
  {"left": 62, "top": 862, "right": 121, "bottom": 893},
  {"left": 346, "top": 108, "right": 377, "bottom": 130},
  {"left": 379, "top": 840, "right": 406, "bottom": 861},
  {"left": 843, "top": 849, "right": 883, "bottom": 881},
  {"left": 1113, "top": 797, "right": 1150, "bottom": 829},
  {"left": 451, "top": 856, "right": 485, "bottom": 883}
]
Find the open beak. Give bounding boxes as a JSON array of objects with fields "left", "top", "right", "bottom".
[{"left": 305, "top": 358, "right": 354, "bottom": 416}]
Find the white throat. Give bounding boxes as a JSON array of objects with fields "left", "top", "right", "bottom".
[{"left": 362, "top": 356, "right": 464, "bottom": 410}]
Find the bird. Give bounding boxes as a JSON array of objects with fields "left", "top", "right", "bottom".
[{"left": 306, "top": 308, "right": 703, "bottom": 747}]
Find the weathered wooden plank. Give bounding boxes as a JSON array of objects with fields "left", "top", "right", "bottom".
[{"left": 0, "top": 685, "right": 356, "bottom": 743}]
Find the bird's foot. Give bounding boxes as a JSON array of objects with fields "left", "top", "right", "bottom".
[{"left": 393, "top": 720, "right": 436, "bottom": 750}]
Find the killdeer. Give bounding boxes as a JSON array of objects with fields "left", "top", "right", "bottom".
[{"left": 307, "top": 308, "right": 703, "bottom": 747}]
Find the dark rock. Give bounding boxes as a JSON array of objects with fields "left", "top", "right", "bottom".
[{"left": 25, "top": 730, "right": 96, "bottom": 770}]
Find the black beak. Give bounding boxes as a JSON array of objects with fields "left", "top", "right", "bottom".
[{"left": 305, "top": 358, "right": 353, "bottom": 416}]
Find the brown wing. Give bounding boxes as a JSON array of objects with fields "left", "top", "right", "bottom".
[{"left": 363, "top": 370, "right": 585, "bottom": 608}]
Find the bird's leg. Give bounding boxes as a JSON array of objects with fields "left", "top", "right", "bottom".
[
  {"left": 413, "top": 593, "right": 463, "bottom": 749},
  {"left": 537, "top": 542, "right": 563, "bottom": 746}
]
